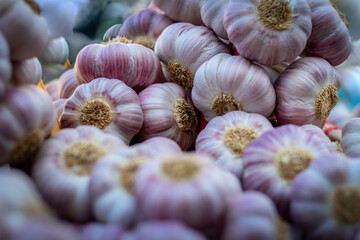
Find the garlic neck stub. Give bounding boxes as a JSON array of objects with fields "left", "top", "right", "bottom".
[
  {"left": 224, "top": 127, "right": 259, "bottom": 157},
  {"left": 161, "top": 158, "right": 201, "bottom": 181},
  {"left": 64, "top": 142, "right": 106, "bottom": 176},
  {"left": 173, "top": 98, "right": 196, "bottom": 132},
  {"left": 166, "top": 60, "right": 194, "bottom": 90},
  {"left": 119, "top": 159, "right": 145, "bottom": 195},
  {"left": 24, "top": 0, "right": 41, "bottom": 14},
  {"left": 275, "top": 218, "right": 292, "bottom": 240},
  {"left": 331, "top": 185, "right": 360, "bottom": 224},
  {"left": 257, "top": 0, "right": 292, "bottom": 31},
  {"left": 134, "top": 36, "right": 156, "bottom": 50},
  {"left": 80, "top": 98, "right": 112, "bottom": 130},
  {"left": 329, "top": 0, "right": 349, "bottom": 27},
  {"left": 101, "top": 36, "right": 131, "bottom": 45},
  {"left": 315, "top": 84, "right": 339, "bottom": 120},
  {"left": 211, "top": 92, "right": 242, "bottom": 116}
]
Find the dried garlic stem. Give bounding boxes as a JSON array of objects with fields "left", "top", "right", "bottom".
[
  {"left": 329, "top": 0, "right": 350, "bottom": 27},
  {"left": 224, "top": 127, "right": 259, "bottom": 157},
  {"left": 173, "top": 98, "right": 195, "bottom": 131},
  {"left": 119, "top": 159, "right": 145, "bottom": 194},
  {"left": 162, "top": 158, "right": 200, "bottom": 181},
  {"left": 211, "top": 92, "right": 242, "bottom": 116},
  {"left": 134, "top": 36, "right": 156, "bottom": 50},
  {"left": 24, "top": 0, "right": 41, "bottom": 14},
  {"left": 315, "top": 84, "right": 338, "bottom": 120},
  {"left": 166, "top": 60, "right": 194, "bottom": 89},
  {"left": 80, "top": 98, "right": 113, "bottom": 130},
  {"left": 101, "top": 36, "right": 131, "bottom": 45},
  {"left": 257, "top": 0, "right": 292, "bottom": 31},
  {"left": 332, "top": 185, "right": 360, "bottom": 224}
]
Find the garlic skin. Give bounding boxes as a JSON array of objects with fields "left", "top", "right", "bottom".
[
  {"left": 196, "top": 111, "right": 273, "bottom": 177},
  {"left": 138, "top": 82, "right": 198, "bottom": 150},
  {"left": 275, "top": 57, "right": 342, "bottom": 128},
  {"left": 242, "top": 125, "right": 336, "bottom": 219},
  {"left": 0, "top": 85, "right": 56, "bottom": 165},
  {"left": 11, "top": 57, "right": 42, "bottom": 86},
  {"left": 153, "top": 0, "right": 204, "bottom": 26},
  {"left": 58, "top": 69, "right": 79, "bottom": 99},
  {"left": 327, "top": 102, "right": 353, "bottom": 129},
  {"left": 74, "top": 38, "right": 160, "bottom": 91},
  {"left": 0, "top": 32, "right": 11, "bottom": 92},
  {"left": 81, "top": 223, "right": 125, "bottom": 240},
  {"left": 155, "top": 23, "right": 230, "bottom": 90},
  {"left": 54, "top": 98, "right": 66, "bottom": 121},
  {"left": 305, "top": 0, "right": 352, "bottom": 66},
  {"left": 200, "top": 0, "right": 229, "bottom": 39},
  {"left": 32, "top": 126, "right": 127, "bottom": 221},
  {"left": 192, "top": 53, "right": 276, "bottom": 121},
  {"left": 340, "top": 118, "right": 360, "bottom": 156},
  {"left": 332, "top": 0, "right": 360, "bottom": 41},
  {"left": 60, "top": 78, "right": 143, "bottom": 145},
  {"left": 337, "top": 39, "right": 360, "bottom": 70},
  {"left": 45, "top": 79, "right": 60, "bottom": 101},
  {"left": 224, "top": 0, "right": 312, "bottom": 66},
  {"left": 39, "top": 37, "right": 69, "bottom": 65}
]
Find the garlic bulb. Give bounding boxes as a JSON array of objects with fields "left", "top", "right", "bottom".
[
  {"left": 0, "top": 32, "right": 11, "bottom": 92},
  {"left": 327, "top": 102, "right": 353, "bottom": 129},
  {"left": 200, "top": 0, "right": 229, "bottom": 39},
  {"left": 275, "top": 57, "right": 342, "bottom": 128},
  {"left": 11, "top": 57, "right": 42, "bottom": 86},
  {"left": 32, "top": 126, "right": 127, "bottom": 221},
  {"left": 58, "top": 69, "right": 79, "bottom": 99},
  {"left": 196, "top": 111, "right": 273, "bottom": 177},
  {"left": 138, "top": 82, "right": 198, "bottom": 150},
  {"left": 45, "top": 79, "right": 60, "bottom": 101},
  {"left": 192, "top": 53, "right": 276, "bottom": 121},
  {"left": 0, "top": 85, "right": 56, "bottom": 165},
  {"left": 39, "top": 37, "right": 69, "bottom": 65},
  {"left": 340, "top": 118, "right": 360, "bottom": 156},
  {"left": 154, "top": 23, "right": 230, "bottom": 90},
  {"left": 224, "top": 0, "right": 312, "bottom": 66},
  {"left": 81, "top": 223, "right": 125, "bottom": 240},
  {"left": 54, "top": 98, "right": 66, "bottom": 121},
  {"left": 60, "top": 78, "right": 143, "bottom": 144},
  {"left": 74, "top": 37, "right": 160, "bottom": 91},
  {"left": 337, "top": 39, "right": 360, "bottom": 70},
  {"left": 153, "top": 0, "right": 204, "bottom": 25}
]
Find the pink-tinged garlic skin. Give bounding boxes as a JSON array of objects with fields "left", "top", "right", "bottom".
[
  {"left": 11, "top": 57, "right": 42, "bottom": 86},
  {"left": 60, "top": 78, "right": 143, "bottom": 145},
  {"left": 327, "top": 102, "right": 353, "bottom": 129},
  {"left": 45, "top": 79, "right": 60, "bottom": 101},
  {"left": 224, "top": 0, "right": 312, "bottom": 66},
  {"left": 0, "top": 85, "right": 55, "bottom": 165},
  {"left": 0, "top": 0, "right": 48, "bottom": 60},
  {"left": 301, "top": 124, "right": 333, "bottom": 145},
  {"left": 32, "top": 126, "right": 127, "bottom": 221},
  {"left": 341, "top": 118, "right": 360, "bottom": 156},
  {"left": 58, "top": 69, "right": 79, "bottom": 99},
  {"left": 54, "top": 98, "right": 66, "bottom": 121},
  {"left": 136, "top": 136, "right": 183, "bottom": 155},
  {"left": 123, "top": 221, "right": 207, "bottom": 240},
  {"left": 81, "top": 223, "right": 125, "bottom": 240},
  {"left": 135, "top": 153, "right": 242, "bottom": 227},
  {"left": 153, "top": 0, "right": 204, "bottom": 26},
  {"left": 200, "top": 0, "right": 229, "bottom": 39},
  {"left": 242, "top": 125, "right": 336, "bottom": 219},
  {"left": 155, "top": 23, "right": 230, "bottom": 90},
  {"left": 305, "top": 0, "right": 352, "bottom": 66},
  {"left": 39, "top": 37, "right": 69, "bottom": 65},
  {"left": 0, "top": 32, "right": 11, "bottom": 92},
  {"left": 291, "top": 154, "right": 360, "bottom": 239},
  {"left": 74, "top": 41, "right": 160, "bottom": 91},
  {"left": 275, "top": 57, "right": 342, "bottom": 128},
  {"left": 192, "top": 53, "right": 276, "bottom": 121},
  {"left": 138, "top": 82, "right": 198, "bottom": 150},
  {"left": 196, "top": 111, "right": 273, "bottom": 177}
]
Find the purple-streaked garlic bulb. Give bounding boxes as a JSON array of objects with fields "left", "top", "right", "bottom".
[
  {"left": 192, "top": 53, "right": 276, "bottom": 121},
  {"left": 0, "top": 85, "right": 56, "bottom": 165},
  {"left": 58, "top": 69, "right": 78, "bottom": 99},
  {"left": 153, "top": 0, "right": 204, "bottom": 26},
  {"left": 138, "top": 82, "right": 198, "bottom": 150},
  {"left": 305, "top": 0, "right": 352, "bottom": 66},
  {"left": 154, "top": 23, "right": 230, "bottom": 91},
  {"left": 133, "top": 136, "right": 183, "bottom": 156},
  {"left": 301, "top": 124, "right": 333, "bottom": 144},
  {"left": 200, "top": 0, "right": 229, "bottom": 40},
  {"left": 196, "top": 111, "right": 273, "bottom": 177},
  {"left": 340, "top": 118, "right": 360, "bottom": 156},
  {"left": 32, "top": 126, "right": 127, "bottom": 221},
  {"left": 11, "top": 57, "right": 42, "bottom": 86},
  {"left": 39, "top": 37, "right": 69, "bottom": 65},
  {"left": 0, "top": 0, "right": 48, "bottom": 60},
  {"left": 74, "top": 37, "right": 160, "bottom": 91},
  {"left": 54, "top": 98, "right": 66, "bottom": 121},
  {"left": 0, "top": 32, "right": 11, "bottom": 92},
  {"left": 291, "top": 154, "right": 360, "bottom": 239},
  {"left": 45, "top": 79, "right": 60, "bottom": 101},
  {"left": 275, "top": 57, "right": 342, "bottom": 128},
  {"left": 116, "top": 8, "right": 174, "bottom": 51},
  {"left": 81, "top": 223, "right": 125, "bottom": 240},
  {"left": 242, "top": 124, "right": 336, "bottom": 219},
  {"left": 223, "top": 191, "right": 293, "bottom": 240},
  {"left": 123, "top": 221, "right": 207, "bottom": 240},
  {"left": 135, "top": 153, "right": 242, "bottom": 227},
  {"left": 224, "top": 0, "right": 312, "bottom": 66},
  {"left": 60, "top": 78, "right": 143, "bottom": 144}
]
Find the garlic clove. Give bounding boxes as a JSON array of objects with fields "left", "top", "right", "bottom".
[
  {"left": 11, "top": 57, "right": 42, "bottom": 86},
  {"left": 200, "top": 0, "right": 229, "bottom": 40},
  {"left": 58, "top": 69, "right": 79, "bottom": 99},
  {"left": 39, "top": 37, "right": 69, "bottom": 65},
  {"left": 340, "top": 118, "right": 360, "bottom": 156},
  {"left": 53, "top": 98, "right": 66, "bottom": 121}
]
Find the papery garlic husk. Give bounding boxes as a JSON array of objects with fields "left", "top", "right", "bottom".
[
  {"left": 58, "top": 69, "right": 79, "bottom": 99},
  {"left": 11, "top": 57, "right": 42, "bottom": 86},
  {"left": 291, "top": 154, "right": 360, "bottom": 238},
  {"left": 153, "top": 0, "right": 204, "bottom": 26},
  {"left": 39, "top": 37, "right": 69, "bottom": 65},
  {"left": 0, "top": 32, "right": 11, "bottom": 94},
  {"left": 74, "top": 37, "right": 160, "bottom": 91},
  {"left": 200, "top": 0, "right": 229, "bottom": 40},
  {"left": 81, "top": 223, "right": 125, "bottom": 240},
  {"left": 154, "top": 23, "right": 230, "bottom": 91},
  {"left": 192, "top": 53, "right": 276, "bottom": 122},
  {"left": 0, "top": 85, "right": 56, "bottom": 165},
  {"left": 304, "top": 0, "right": 352, "bottom": 66},
  {"left": 32, "top": 126, "right": 127, "bottom": 221},
  {"left": 45, "top": 78, "right": 60, "bottom": 101},
  {"left": 275, "top": 57, "right": 342, "bottom": 128},
  {"left": 242, "top": 124, "right": 336, "bottom": 219},
  {"left": 138, "top": 82, "right": 199, "bottom": 150},
  {"left": 0, "top": 0, "right": 48, "bottom": 60},
  {"left": 196, "top": 111, "right": 273, "bottom": 177},
  {"left": 223, "top": 0, "right": 312, "bottom": 66},
  {"left": 340, "top": 118, "right": 360, "bottom": 156},
  {"left": 135, "top": 153, "right": 242, "bottom": 228},
  {"left": 60, "top": 78, "right": 143, "bottom": 144}
]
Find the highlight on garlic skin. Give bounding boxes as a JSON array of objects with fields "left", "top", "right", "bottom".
[
  {"left": 192, "top": 53, "right": 276, "bottom": 122},
  {"left": 74, "top": 36, "right": 160, "bottom": 91},
  {"left": 195, "top": 111, "right": 273, "bottom": 177},
  {"left": 200, "top": 0, "right": 229, "bottom": 40},
  {"left": 32, "top": 126, "right": 127, "bottom": 221},
  {"left": 39, "top": 37, "right": 69, "bottom": 65},
  {"left": 155, "top": 23, "right": 230, "bottom": 91},
  {"left": 58, "top": 69, "right": 79, "bottom": 99},
  {"left": 275, "top": 57, "right": 342, "bottom": 128},
  {"left": 290, "top": 154, "right": 360, "bottom": 239},
  {"left": 60, "top": 78, "right": 143, "bottom": 145},
  {"left": 0, "top": 85, "right": 56, "bottom": 165},
  {"left": 340, "top": 118, "right": 360, "bottom": 156},
  {"left": 138, "top": 82, "right": 199, "bottom": 150},
  {"left": 223, "top": 0, "right": 312, "bottom": 66},
  {"left": 242, "top": 124, "right": 336, "bottom": 219},
  {"left": 11, "top": 57, "right": 42, "bottom": 86},
  {"left": 135, "top": 153, "right": 242, "bottom": 228}
]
